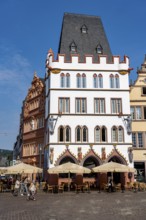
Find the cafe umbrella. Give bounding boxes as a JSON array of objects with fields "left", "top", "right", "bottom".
[
  {"left": 48, "top": 162, "right": 91, "bottom": 191},
  {"left": 92, "top": 161, "right": 136, "bottom": 173},
  {"left": 4, "top": 162, "right": 43, "bottom": 174},
  {"left": 92, "top": 161, "right": 136, "bottom": 188},
  {"left": 0, "top": 167, "right": 7, "bottom": 175}
]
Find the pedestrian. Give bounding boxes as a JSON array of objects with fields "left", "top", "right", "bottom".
[
  {"left": 27, "top": 181, "right": 36, "bottom": 201},
  {"left": 108, "top": 178, "right": 113, "bottom": 192},
  {"left": 13, "top": 179, "right": 20, "bottom": 196}
]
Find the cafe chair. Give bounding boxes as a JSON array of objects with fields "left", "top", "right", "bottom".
[
  {"left": 126, "top": 182, "right": 133, "bottom": 191},
  {"left": 102, "top": 183, "right": 108, "bottom": 192},
  {"left": 75, "top": 184, "right": 82, "bottom": 193},
  {"left": 82, "top": 182, "right": 90, "bottom": 193},
  {"left": 133, "top": 182, "right": 138, "bottom": 193},
  {"left": 58, "top": 184, "right": 64, "bottom": 193},
  {"left": 47, "top": 184, "right": 53, "bottom": 193},
  {"left": 115, "top": 183, "right": 121, "bottom": 192}
]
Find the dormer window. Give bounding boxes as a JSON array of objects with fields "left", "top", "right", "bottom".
[
  {"left": 96, "top": 44, "right": 103, "bottom": 54},
  {"left": 70, "top": 41, "right": 77, "bottom": 52},
  {"left": 81, "top": 25, "right": 88, "bottom": 34}
]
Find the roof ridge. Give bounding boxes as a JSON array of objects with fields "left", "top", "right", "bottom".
[{"left": 64, "top": 12, "right": 101, "bottom": 19}]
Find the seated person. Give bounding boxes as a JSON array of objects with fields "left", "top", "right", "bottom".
[{"left": 108, "top": 178, "right": 113, "bottom": 192}]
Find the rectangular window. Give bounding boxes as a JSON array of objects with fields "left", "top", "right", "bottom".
[
  {"left": 130, "top": 107, "right": 135, "bottom": 120},
  {"left": 142, "top": 87, "right": 146, "bottom": 95},
  {"left": 111, "top": 99, "right": 122, "bottom": 113},
  {"left": 94, "top": 98, "right": 105, "bottom": 113},
  {"left": 138, "top": 132, "right": 143, "bottom": 147},
  {"left": 132, "top": 133, "right": 136, "bottom": 147},
  {"left": 59, "top": 98, "right": 70, "bottom": 113},
  {"left": 143, "top": 106, "right": 146, "bottom": 119},
  {"left": 37, "top": 118, "right": 44, "bottom": 128},
  {"left": 136, "top": 107, "right": 142, "bottom": 120},
  {"left": 76, "top": 98, "right": 86, "bottom": 113}
]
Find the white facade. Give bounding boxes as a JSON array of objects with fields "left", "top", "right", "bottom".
[{"left": 45, "top": 52, "right": 133, "bottom": 169}]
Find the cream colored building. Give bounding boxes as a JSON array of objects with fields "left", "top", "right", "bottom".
[{"left": 130, "top": 55, "right": 146, "bottom": 181}]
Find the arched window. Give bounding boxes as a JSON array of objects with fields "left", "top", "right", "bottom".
[
  {"left": 76, "top": 73, "right": 81, "bottom": 88},
  {"left": 60, "top": 73, "right": 65, "bottom": 88},
  {"left": 59, "top": 126, "right": 64, "bottom": 142},
  {"left": 101, "top": 126, "right": 107, "bottom": 142},
  {"left": 112, "top": 126, "right": 117, "bottom": 142},
  {"left": 82, "top": 73, "right": 86, "bottom": 88},
  {"left": 95, "top": 126, "right": 100, "bottom": 142},
  {"left": 93, "top": 74, "right": 98, "bottom": 88},
  {"left": 65, "top": 126, "right": 71, "bottom": 142},
  {"left": 98, "top": 74, "right": 103, "bottom": 88},
  {"left": 76, "top": 126, "right": 81, "bottom": 142},
  {"left": 82, "top": 126, "right": 88, "bottom": 142},
  {"left": 110, "top": 74, "right": 114, "bottom": 88},
  {"left": 115, "top": 74, "right": 120, "bottom": 88},
  {"left": 118, "top": 126, "right": 124, "bottom": 142},
  {"left": 66, "top": 73, "right": 70, "bottom": 88}
]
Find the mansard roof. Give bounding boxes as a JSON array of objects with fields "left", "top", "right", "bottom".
[{"left": 58, "top": 13, "right": 112, "bottom": 62}]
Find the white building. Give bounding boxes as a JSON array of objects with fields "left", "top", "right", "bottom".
[{"left": 44, "top": 13, "right": 133, "bottom": 184}]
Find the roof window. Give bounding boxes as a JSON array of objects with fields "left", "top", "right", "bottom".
[
  {"left": 96, "top": 44, "right": 103, "bottom": 54},
  {"left": 81, "top": 25, "right": 88, "bottom": 34},
  {"left": 70, "top": 41, "right": 77, "bottom": 53}
]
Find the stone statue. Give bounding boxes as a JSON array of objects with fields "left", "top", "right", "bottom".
[
  {"left": 46, "top": 53, "right": 51, "bottom": 65},
  {"left": 78, "top": 147, "right": 82, "bottom": 163},
  {"left": 49, "top": 148, "right": 54, "bottom": 164},
  {"left": 124, "top": 116, "right": 132, "bottom": 134},
  {"left": 46, "top": 50, "right": 53, "bottom": 66},
  {"left": 128, "top": 148, "right": 133, "bottom": 163},
  {"left": 101, "top": 147, "right": 106, "bottom": 161},
  {"left": 30, "top": 118, "right": 35, "bottom": 130},
  {"left": 48, "top": 116, "right": 57, "bottom": 134}
]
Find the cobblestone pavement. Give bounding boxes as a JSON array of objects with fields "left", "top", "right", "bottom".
[{"left": 0, "top": 191, "right": 146, "bottom": 220}]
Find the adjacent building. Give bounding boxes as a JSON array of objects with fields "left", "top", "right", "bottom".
[
  {"left": 45, "top": 13, "right": 133, "bottom": 184},
  {"left": 21, "top": 73, "right": 45, "bottom": 168},
  {"left": 130, "top": 56, "right": 146, "bottom": 181}
]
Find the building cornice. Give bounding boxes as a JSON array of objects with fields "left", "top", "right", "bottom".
[
  {"left": 48, "top": 142, "right": 132, "bottom": 146},
  {"left": 48, "top": 88, "right": 129, "bottom": 92}
]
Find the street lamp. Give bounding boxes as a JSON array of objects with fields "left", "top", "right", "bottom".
[
  {"left": 39, "top": 145, "right": 42, "bottom": 168},
  {"left": 48, "top": 112, "right": 62, "bottom": 135}
]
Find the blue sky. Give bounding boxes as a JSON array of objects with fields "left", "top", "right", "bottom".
[{"left": 0, "top": 0, "right": 146, "bottom": 150}]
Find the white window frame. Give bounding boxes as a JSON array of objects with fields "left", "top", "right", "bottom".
[{"left": 76, "top": 98, "right": 86, "bottom": 113}]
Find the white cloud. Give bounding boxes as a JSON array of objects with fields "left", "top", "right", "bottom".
[
  {"left": 0, "top": 45, "right": 33, "bottom": 99},
  {"left": 0, "top": 45, "right": 34, "bottom": 150}
]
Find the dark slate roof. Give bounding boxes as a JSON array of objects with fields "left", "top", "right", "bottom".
[{"left": 58, "top": 13, "right": 112, "bottom": 62}]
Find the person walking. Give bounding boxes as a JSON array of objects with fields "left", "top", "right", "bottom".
[
  {"left": 13, "top": 179, "right": 20, "bottom": 196},
  {"left": 27, "top": 181, "right": 36, "bottom": 201}
]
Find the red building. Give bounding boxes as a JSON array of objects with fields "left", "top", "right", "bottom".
[{"left": 22, "top": 73, "right": 45, "bottom": 168}]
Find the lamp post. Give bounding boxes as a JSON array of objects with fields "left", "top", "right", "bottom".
[{"left": 39, "top": 146, "right": 42, "bottom": 168}]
